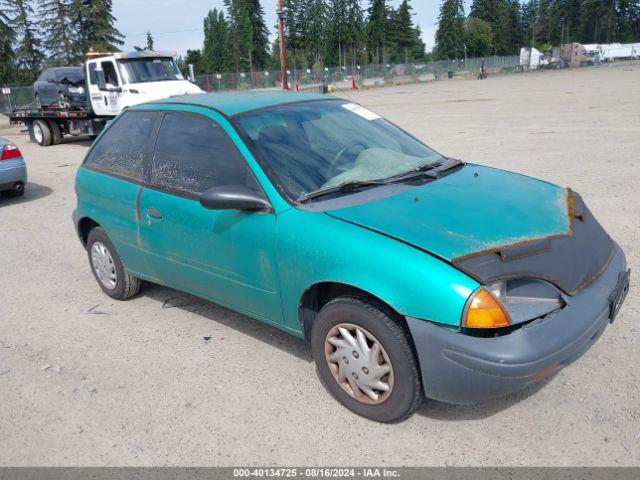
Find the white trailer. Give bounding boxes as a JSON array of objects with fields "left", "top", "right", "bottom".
[
  {"left": 601, "top": 43, "right": 634, "bottom": 62},
  {"left": 519, "top": 47, "right": 543, "bottom": 69}
]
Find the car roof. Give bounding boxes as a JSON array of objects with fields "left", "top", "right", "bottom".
[
  {"left": 47, "top": 67, "right": 83, "bottom": 71},
  {"left": 139, "top": 91, "right": 335, "bottom": 117}
]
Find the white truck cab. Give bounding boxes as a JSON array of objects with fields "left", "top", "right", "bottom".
[{"left": 86, "top": 51, "right": 203, "bottom": 116}]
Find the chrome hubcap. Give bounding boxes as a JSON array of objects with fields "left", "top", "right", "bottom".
[
  {"left": 91, "top": 242, "right": 117, "bottom": 290},
  {"left": 325, "top": 323, "right": 394, "bottom": 405},
  {"left": 34, "top": 124, "right": 43, "bottom": 144}
]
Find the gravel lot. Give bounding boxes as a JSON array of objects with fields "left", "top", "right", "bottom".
[{"left": 1, "top": 64, "right": 638, "bottom": 466}]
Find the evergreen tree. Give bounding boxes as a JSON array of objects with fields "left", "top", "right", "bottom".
[
  {"left": 203, "top": 8, "right": 230, "bottom": 73},
  {"left": 281, "top": 0, "right": 303, "bottom": 69},
  {"left": 367, "top": 0, "right": 389, "bottom": 64},
  {"left": 38, "top": 0, "right": 76, "bottom": 64},
  {"left": 326, "top": 0, "right": 350, "bottom": 66},
  {"left": 10, "top": 0, "right": 44, "bottom": 82},
  {"left": 435, "top": 0, "right": 465, "bottom": 59},
  {"left": 325, "top": 0, "right": 364, "bottom": 68},
  {"left": 71, "top": 0, "right": 124, "bottom": 55},
  {"left": 297, "top": 0, "right": 326, "bottom": 67},
  {"left": 246, "top": 0, "right": 270, "bottom": 69},
  {"left": 133, "top": 31, "right": 154, "bottom": 52},
  {"left": 225, "top": 0, "right": 257, "bottom": 73},
  {"left": 0, "top": 1, "right": 16, "bottom": 84},
  {"left": 470, "top": 0, "right": 512, "bottom": 54},
  {"left": 184, "top": 49, "right": 205, "bottom": 74},
  {"left": 507, "top": 0, "right": 523, "bottom": 50},
  {"left": 145, "top": 30, "right": 154, "bottom": 50},
  {"left": 388, "top": 0, "right": 423, "bottom": 64}
]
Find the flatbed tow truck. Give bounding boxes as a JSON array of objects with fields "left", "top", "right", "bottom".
[{"left": 7, "top": 51, "right": 203, "bottom": 147}]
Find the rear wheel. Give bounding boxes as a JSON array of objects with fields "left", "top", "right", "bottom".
[
  {"left": 32, "top": 120, "right": 52, "bottom": 147},
  {"left": 48, "top": 121, "right": 63, "bottom": 145},
  {"left": 311, "top": 296, "right": 422, "bottom": 423},
  {"left": 86, "top": 227, "right": 142, "bottom": 300}
]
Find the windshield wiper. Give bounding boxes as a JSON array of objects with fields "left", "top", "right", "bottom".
[
  {"left": 382, "top": 162, "right": 442, "bottom": 184},
  {"left": 298, "top": 179, "right": 388, "bottom": 203}
]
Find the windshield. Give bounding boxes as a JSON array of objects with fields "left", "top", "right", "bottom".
[
  {"left": 56, "top": 68, "right": 84, "bottom": 83},
  {"left": 118, "top": 58, "right": 184, "bottom": 84},
  {"left": 234, "top": 100, "right": 444, "bottom": 201}
]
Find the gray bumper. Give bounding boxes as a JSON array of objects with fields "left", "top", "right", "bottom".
[
  {"left": 407, "top": 244, "right": 628, "bottom": 405},
  {"left": 0, "top": 163, "right": 27, "bottom": 190}
]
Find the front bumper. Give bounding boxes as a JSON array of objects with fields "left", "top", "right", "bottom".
[
  {"left": 0, "top": 162, "right": 27, "bottom": 191},
  {"left": 407, "top": 244, "right": 628, "bottom": 405}
]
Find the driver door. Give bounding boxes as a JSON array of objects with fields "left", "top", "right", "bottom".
[
  {"left": 86, "top": 59, "right": 123, "bottom": 116},
  {"left": 137, "top": 109, "right": 283, "bottom": 324}
]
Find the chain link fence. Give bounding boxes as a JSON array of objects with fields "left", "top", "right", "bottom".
[
  {"left": 1, "top": 56, "right": 520, "bottom": 113},
  {"left": 193, "top": 56, "right": 521, "bottom": 92}
]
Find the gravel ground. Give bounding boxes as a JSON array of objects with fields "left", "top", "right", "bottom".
[{"left": 0, "top": 64, "right": 638, "bottom": 466}]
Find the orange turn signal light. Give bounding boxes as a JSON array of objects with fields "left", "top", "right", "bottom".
[{"left": 464, "top": 288, "right": 512, "bottom": 329}]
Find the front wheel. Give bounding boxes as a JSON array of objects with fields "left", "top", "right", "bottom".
[
  {"left": 86, "top": 227, "right": 142, "bottom": 300},
  {"left": 311, "top": 296, "right": 422, "bottom": 423}
]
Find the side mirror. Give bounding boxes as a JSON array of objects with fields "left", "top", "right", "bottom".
[{"left": 200, "top": 186, "right": 271, "bottom": 212}]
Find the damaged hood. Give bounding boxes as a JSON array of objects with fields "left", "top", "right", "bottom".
[
  {"left": 327, "top": 165, "right": 570, "bottom": 260},
  {"left": 326, "top": 164, "right": 612, "bottom": 294}
]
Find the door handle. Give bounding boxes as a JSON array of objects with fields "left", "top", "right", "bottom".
[{"left": 146, "top": 207, "right": 163, "bottom": 219}]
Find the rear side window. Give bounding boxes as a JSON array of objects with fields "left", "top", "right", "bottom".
[
  {"left": 84, "top": 111, "right": 158, "bottom": 180},
  {"left": 151, "top": 112, "right": 257, "bottom": 195}
]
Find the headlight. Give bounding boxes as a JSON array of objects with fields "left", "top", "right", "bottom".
[
  {"left": 464, "top": 279, "right": 563, "bottom": 329},
  {"left": 68, "top": 86, "right": 85, "bottom": 94}
]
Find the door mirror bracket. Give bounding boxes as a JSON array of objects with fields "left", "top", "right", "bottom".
[{"left": 200, "top": 186, "right": 272, "bottom": 213}]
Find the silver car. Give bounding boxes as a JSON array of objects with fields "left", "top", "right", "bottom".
[{"left": 0, "top": 137, "right": 27, "bottom": 197}]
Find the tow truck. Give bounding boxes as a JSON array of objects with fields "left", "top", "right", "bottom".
[{"left": 7, "top": 51, "right": 203, "bottom": 147}]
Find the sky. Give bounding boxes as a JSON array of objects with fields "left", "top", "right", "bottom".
[{"left": 112, "top": 0, "right": 441, "bottom": 56}]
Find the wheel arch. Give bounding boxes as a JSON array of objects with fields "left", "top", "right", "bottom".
[
  {"left": 77, "top": 216, "right": 100, "bottom": 246},
  {"left": 298, "top": 281, "right": 406, "bottom": 341}
]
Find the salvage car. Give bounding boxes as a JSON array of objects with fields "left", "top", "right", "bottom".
[
  {"left": 34, "top": 67, "right": 87, "bottom": 109},
  {"left": 73, "top": 92, "right": 630, "bottom": 422},
  {"left": 0, "top": 138, "right": 27, "bottom": 197}
]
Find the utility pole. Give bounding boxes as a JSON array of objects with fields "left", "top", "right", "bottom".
[{"left": 277, "top": 0, "right": 289, "bottom": 90}]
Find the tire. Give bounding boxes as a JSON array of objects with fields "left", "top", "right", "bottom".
[
  {"left": 86, "top": 227, "right": 142, "bottom": 300},
  {"left": 311, "top": 296, "right": 422, "bottom": 423},
  {"left": 32, "top": 119, "right": 52, "bottom": 147},
  {"left": 48, "top": 120, "right": 63, "bottom": 145}
]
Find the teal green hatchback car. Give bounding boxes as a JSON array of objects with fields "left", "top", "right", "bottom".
[{"left": 74, "top": 92, "right": 629, "bottom": 422}]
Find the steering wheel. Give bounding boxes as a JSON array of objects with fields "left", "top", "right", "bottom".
[{"left": 329, "top": 143, "right": 366, "bottom": 178}]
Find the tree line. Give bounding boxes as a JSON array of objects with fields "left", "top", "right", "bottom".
[
  {"left": 1, "top": 0, "right": 428, "bottom": 86},
  {"left": 1, "top": 0, "right": 124, "bottom": 85},
  {"left": 435, "top": 0, "right": 640, "bottom": 60},
  {"left": 184, "top": 0, "right": 426, "bottom": 77}
]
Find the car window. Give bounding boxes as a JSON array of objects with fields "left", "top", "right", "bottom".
[
  {"left": 55, "top": 68, "right": 84, "bottom": 83},
  {"left": 84, "top": 111, "right": 158, "bottom": 180},
  {"left": 151, "top": 112, "right": 258, "bottom": 196},
  {"left": 102, "top": 61, "right": 119, "bottom": 86},
  {"left": 234, "top": 100, "right": 443, "bottom": 201},
  {"left": 37, "top": 71, "right": 48, "bottom": 82},
  {"left": 87, "top": 64, "right": 97, "bottom": 85}
]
